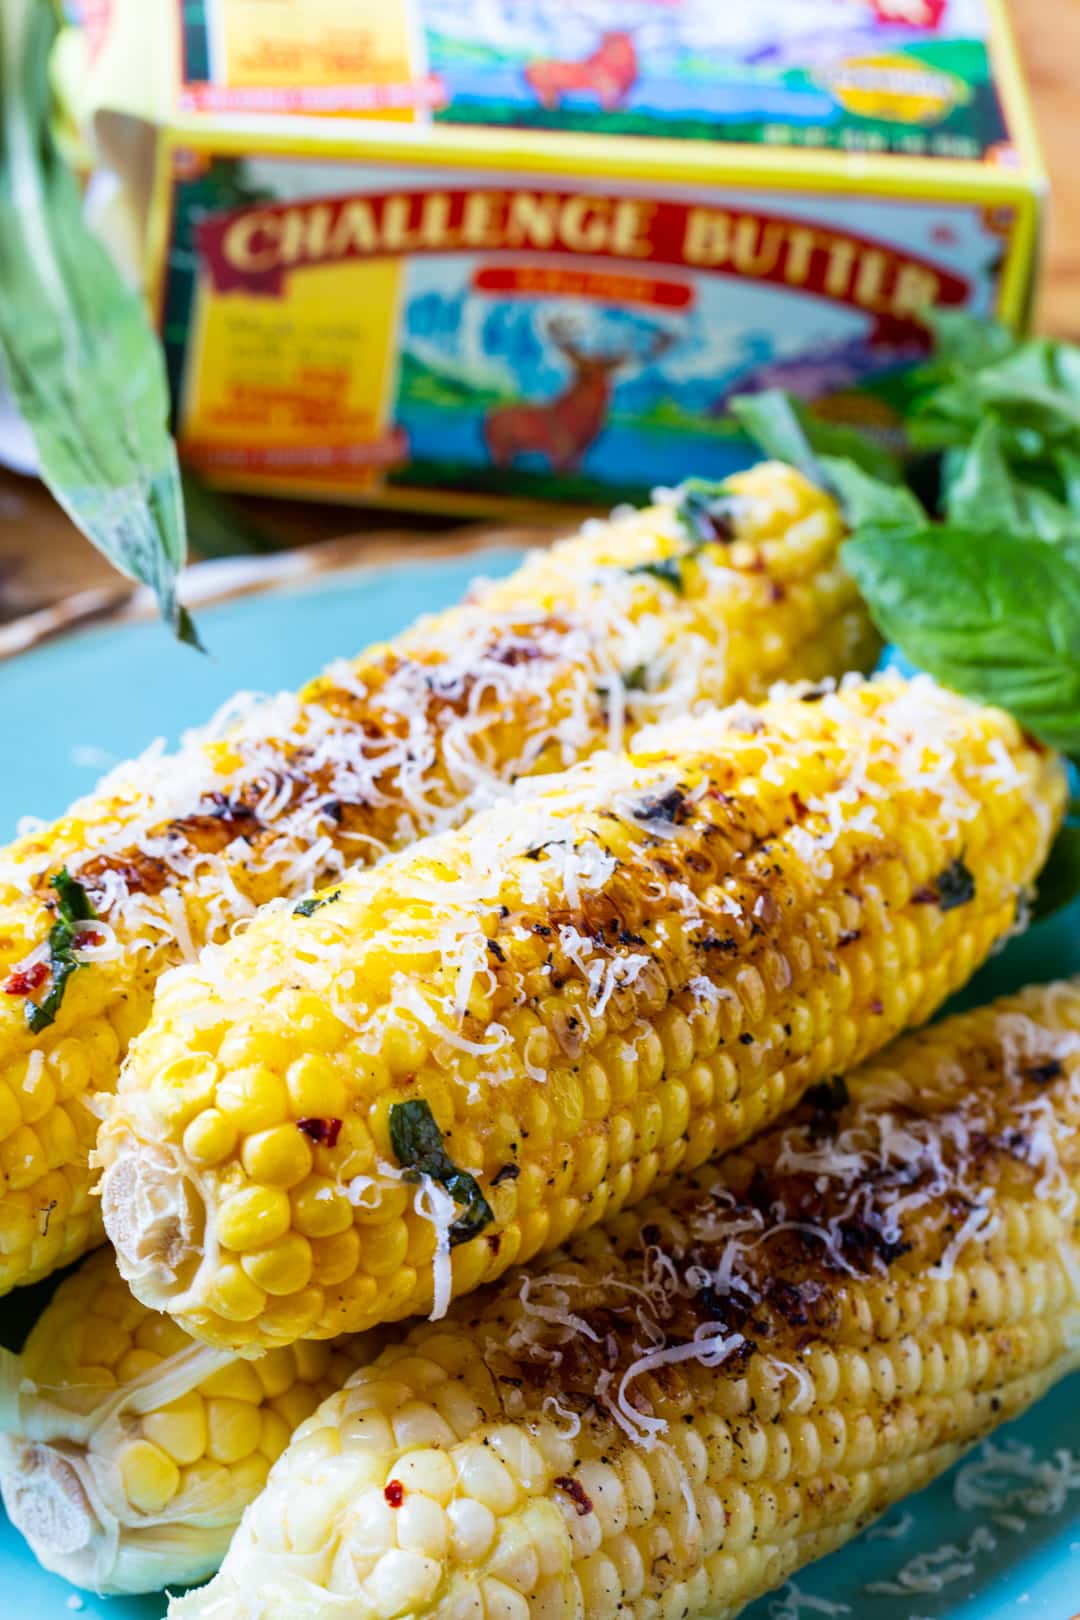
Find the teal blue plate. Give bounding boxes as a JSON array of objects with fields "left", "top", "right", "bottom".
[{"left": 0, "top": 550, "right": 1078, "bottom": 1620}]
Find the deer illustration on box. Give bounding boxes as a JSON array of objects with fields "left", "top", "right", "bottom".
[{"left": 484, "top": 319, "right": 676, "bottom": 473}]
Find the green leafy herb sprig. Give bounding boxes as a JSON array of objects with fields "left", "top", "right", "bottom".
[
  {"left": 0, "top": 0, "right": 197, "bottom": 645},
  {"left": 731, "top": 313, "right": 1080, "bottom": 917},
  {"left": 25, "top": 869, "right": 96, "bottom": 1034},
  {"left": 389, "top": 1098, "right": 494, "bottom": 1248}
]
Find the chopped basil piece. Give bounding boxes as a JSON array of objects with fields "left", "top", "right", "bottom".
[
  {"left": 293, "top": 889, "right": 341, "bottom": 917},
  {"left": 674, "top": 478, "right": 737, "bottom": 545},
  {"left": 26, "top": 869, "right": 97, "bottom": 1033},
  {"left": 628, "top": 557, "right": 684, "bottom": 593},
  {"left": 934, "top": 858, "right": 977, "bottom": 912},
  {"left": 389, "top": 1098, "right": 494, "bottom": 1247}
]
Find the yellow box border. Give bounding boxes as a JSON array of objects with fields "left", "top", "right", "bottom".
[{"left": 144, "top": 0, "right": 1046, "bottom": 506}]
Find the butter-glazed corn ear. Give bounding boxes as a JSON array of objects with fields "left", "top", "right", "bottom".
[
  {"left": 169, "top": 977, "right": 1080, "bottom": 1620},
  {"left": 0, "top": 463, "right": 869, "bottom": 1294},
  {"left": 100, "top": 674, "right": 1063, "bottom": 1350},
  {"left": 0, "top": 1247, "right": 372, "bottom": 1593}
]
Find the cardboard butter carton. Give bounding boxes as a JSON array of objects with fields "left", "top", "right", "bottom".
[{"left": 76, "top": 0, "right": 1045, "bottom": 514}]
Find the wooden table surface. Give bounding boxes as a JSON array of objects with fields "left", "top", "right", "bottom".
[{"left": 0, "top": 0, "right": 1076, "bottom": 630}]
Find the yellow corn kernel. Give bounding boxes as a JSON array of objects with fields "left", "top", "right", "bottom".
[
  {"left": 202, "top": 1269, "right": 265, "bottom": 1333},
  {"left": 217, "top": 1066, "right": 288, "bottom": 1133},
  {"left": 142, "top": 1392, "right": 207, "bottom": 1466},
  {"left": 119, "top": 1440, "right": 181, "bottom": 1514},
  {"left": 115, "top": 1348, "right": 162, "bottom": 1382},
  {"left": 0, "top": 1081, "right": 20, "bottom": 1138},
  {"left": 290, "top": 1177, "right": 355, "bottom": 1238},
  {"left": 241, "top": 1124, "right": 314, "bottom": 1188},
  {"left": 14, "top": 1057, "right": 56, "bottom": 1125},
  {"left": 285, "top": 1054, "right": 348, "bottom": 1120},
  {"left": 217, "top": 1186, "right": 292, "bottom": 1252},
  {"left": 199, "top": 1359, "right": 265, "bottom": 1403},
  {"left": 170, "top": 980, "right": 1080, "bottom": 1620},
  {"left": 1, "top": 1125, "right": 46, "bottom": 1191},
  {"left": 241, "top": 1231, "right": 314, "bottom": 1295},
  {"left": 205, "top": 1398, "right": 262, "bottom": 1465},
  {"left": 310, "top": 1228, "right": 362, "bottom": 1287},
  {"left": 183, "top": 1108, "right": 239, "bottom": 1167}
]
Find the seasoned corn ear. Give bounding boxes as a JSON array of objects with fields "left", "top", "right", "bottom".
[
  {"left": 0, "top": 463, "right": 868, "bottom": 1294},
  {"left": 0, "top": 1247, "right": 370, "bottom": 1593},
  {"left": 169, "top": 978, "right": 1080, "bottom": 1620},
  {"left": 100, "top": 674, "right": 1063, "bottom": 1350}
]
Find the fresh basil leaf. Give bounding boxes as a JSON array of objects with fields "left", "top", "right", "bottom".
[
  {"left": 53, "top": 869, "right": 96, "bottom": 927},
  {"left": 0, "top": 0, "right": 197, "bottom": 647},
  {"left": 731, "top": 389, "right": 901, "bottom": 488},
  {"left": 729, "top": 391, "right": 825, "bottom": 485},
  {"left": 674, "top": 478, "right": 737, "bottom": 545},
  {"left": 945, "top": 419, "right": 1019, "bottom": 529},
  {"left": 842, "top": 524, "right": 1080, "bottom": 753},
  {"left": 389, "top": 1098, "right": 494, "bottom": 1247},
  {"left": 945, "top": 421, "right": 1080, "bottom": 550},
  {"left": 628, "top": 557, "right": 684, "bottom": 593},
  {"left": 818, "top": 457, "right": 927, "bottom": 530},
  {"left": 25, "top": 869, "right": 97, "bottom": 1034},
  {"left": 293, "top": 890, "right": 341, "bottom": 918},
  {"left": 972, "top": 364, "right": 1080, "bottom": 436},
  {"left": 1055, "top": 448, "right": 1080, "bottom": 508},
  {"left": 919, "top": 309, "right": 1017, "bottom": 371},
  {"left": 1032, "top": 824, "right": 1080, "bottom": 923}
]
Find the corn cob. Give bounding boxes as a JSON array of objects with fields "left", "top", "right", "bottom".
[
  {"left": 168, "top": 977, "right": 1080, "bottom": 1620},
  {"left": 0, "top": 1246, "right": 372, "bottom": 1593},
  {"left": 98, "top": 673, "right": 1064, "bottom": 1352},
  {"left": 0, "top": 463, "right": 871, "bottom": 1296}
]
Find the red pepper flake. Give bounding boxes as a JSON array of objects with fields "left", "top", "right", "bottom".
[
  {"left": 75, "top": 929, "right": 105, "bottom": 950},
  {"left": 870, "top": 998, "right": 884, "bottom": 1015},
  {"left": 554, "top": 1476, "right": 594, "bottom": 1516},
  {"left": 383, "top": 1480, "right": 405, "bottom": 1508},
  {"left": 911, "top": 885, "right": 938, "bottom": 905},
  {"left": 297, "top": 1117, "right": 343, "bottom": 1147},
  {"left": 4, "top": 961, "right": 49, "bottom": 996}
]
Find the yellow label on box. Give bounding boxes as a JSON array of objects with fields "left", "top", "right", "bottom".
[
  {"left": 177, "top": 0, "right": 438, "bottom": 116},
  {"left": 182, "top": 256, "right": 405, "bottom": 487}
]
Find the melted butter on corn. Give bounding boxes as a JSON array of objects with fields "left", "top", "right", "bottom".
[
  {"left": 0, "top": 465, "right": 872, "bottom": 1294},
  {"left": 99, "top": 673, "right": 1064, "bottom": 1351},
  {"left": 0, "top": 1247, "right": 370, "bottom": 1593},
  {"left": 169, "top": 979, "right": 1080, "bottom": 1620}
]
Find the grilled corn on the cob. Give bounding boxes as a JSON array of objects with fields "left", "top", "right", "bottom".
[
  {"left": 99, "top": 674, "right": 1063, "bottom": 1351},
  {"left": 168, "top": 977, "right": 1080, "bottom": 1620},
  {"left": 0, "top": 464, "right": 870, "bottom": 1295},
  {"left": 0, "top": 1246, "right": 371, "bottom": 1593}
]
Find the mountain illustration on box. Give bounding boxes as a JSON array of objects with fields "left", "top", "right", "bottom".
[{"left": 390, "top": 282, "right": 912, "bottom": 502}]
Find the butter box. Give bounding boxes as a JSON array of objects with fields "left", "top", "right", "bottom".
[{"left": 89, "top": 0, "right": 1045, "bottom": 514}]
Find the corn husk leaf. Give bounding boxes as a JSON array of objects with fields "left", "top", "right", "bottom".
[{"left": 0, "top": 0, "right": 198, "bottom": 647}]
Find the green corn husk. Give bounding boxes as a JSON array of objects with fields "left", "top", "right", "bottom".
[{"left": 0, "top": 0, "right": 197, "bottom": 645}]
